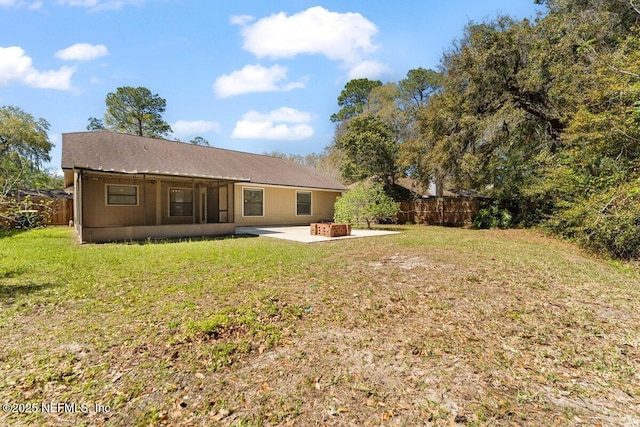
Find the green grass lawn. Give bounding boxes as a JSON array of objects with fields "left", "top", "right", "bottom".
[{"left": 1, "top": 226, "right": 639, "bottom": 426}]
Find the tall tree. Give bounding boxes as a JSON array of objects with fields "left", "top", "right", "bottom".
[
  {"left": 0, "top": 106, "right": 53, "bottom": 194},
  {"left": 335, "top": 114, "right": 398, "bottom": 184},
  {"left": 86, "top": 117, "right": 105, "bottom": 131},
  {"left": 395, "top": 68, "right": 444, "bottom": 180},
  {"left": 398, "top": 68, "right": 443, "bottom": 112},
  {"left": 330, "top": 78, "right": 382, "bottom": 123},
  {"left": 367, "top": 83, "right": 407, "bottom": 144},
  {"left": 190, "top": 136, "right": 210, "bottom": 146},
  {"left": 101, "top": 86, "right": 172, "bottom": 138},
  {"left": 407, "top": 0, "right": 640, "bottom": 258},
  {"left": 263, "top": 148, "right": 345, "bottom": 184}
]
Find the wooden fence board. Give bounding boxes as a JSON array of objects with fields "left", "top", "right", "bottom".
[
  {"left": 398, "top": 197, "right": 481, "bottom": 226},
  {"left": 0, "top": 197, "right": 73, "bottom": 227},
  {"left": 47, "top": 198, "right": 73, "bottom": 225}
]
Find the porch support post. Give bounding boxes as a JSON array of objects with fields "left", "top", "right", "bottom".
[
  {"left": 156, "top": 179, "right": 161, "bottom": 225},
  {"left": 143, "top": 174, "right": 147, "bottom": 226},
  {"left": 192, "top": 178, "right": 196, "bottom": 224}
]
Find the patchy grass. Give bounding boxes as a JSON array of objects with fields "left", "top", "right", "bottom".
[{"left": 1, "top": 226, "right": 639, "bottom": 426}]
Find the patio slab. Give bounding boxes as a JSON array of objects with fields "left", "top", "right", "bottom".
[{"left": 236, "top": 225, "right": 399, "bottom": 243}]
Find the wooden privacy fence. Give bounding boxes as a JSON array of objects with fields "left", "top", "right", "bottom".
[
  {"left": 0, "top": 195, "right": 73, "bottom": 227},
  {"left": 398, "top": 197, "right": 482, "bottom": 226},
  {"left": 46, "top": 198, "right": 74, "bottom": 225}
]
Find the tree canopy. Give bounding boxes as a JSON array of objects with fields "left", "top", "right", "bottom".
[
  {"left": 190, "top": 136, "right": 210, "bottom": 146},
  {"left": 334, "top": 114, "right": 398, "bottom": 184},
  {"left": 0, "top": 106, "right": 53, "bottom": 193},
  {"left": 407, "top": 0, "right": 640, "bottom": 258},
  {"left": 329, "top": 70, "right": 443, "bottom": 190},
  {"left": 92, "top": 86, "right": 172, "bottom": 138},
  {"left": 325, "top": 0, "right": 640, "bottom": 259},
  {"left": 330, "top": 78, "right": 382, "bottom": 123}
]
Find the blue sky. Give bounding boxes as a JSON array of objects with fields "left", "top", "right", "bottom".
[{"left": 0, "top": 0, "right": 545, "bottom": 173}]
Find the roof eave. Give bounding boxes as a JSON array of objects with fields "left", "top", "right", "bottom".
[{"left": 69, "top": 165, "right": 251, "bottom": 182}]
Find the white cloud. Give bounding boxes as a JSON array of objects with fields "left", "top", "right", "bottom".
[
  {"left": 231, "top": 107, "right": 314, "bottom": 141},
  {"left": 57, "top": 0, "right": 145, "bottom": 11},
  {"left": 58, "top": 0, "right": 100, "bottom": 6},
  {"left": 0, "top": 46, "right": 75, "bottom": 90},
  {"left": 213, "top": 64, "right": 304, "bottom": 98},
  {"left": 230, "top": 14, "right": 254, "bottom": 26},
  {"left": 242, "top": 107, "right": 311, "bottom": 124},
  {"left": 56, "top": 43, "right": 108, "bottom": 61},
  {"left": 0, "top": 1, "right": 44, "bottom": 9},
  {"left": 238, "top": 6, "right": 378, "bottom": 65},
  {"left": 347, "top": 60, "right": 392, "bottom": 80},
  {"left": 172, "top": 120, "right": 221, "bottom": 139}
]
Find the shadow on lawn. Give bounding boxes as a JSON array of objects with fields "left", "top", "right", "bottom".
[
  {"left": 0, "top": 268, "right": 27, "bottom": 280},
  {"left": 0, "top": 282, "right": 57, "bottom": 301},
  {"left": 0, "top": 229, "right": 26, "bottom": 240},
  {"left": 359, "top": 225, "right": 412, "bottom": 232},
  {"left": 119, "top": 233, "right": 260, "bottom": 246}
]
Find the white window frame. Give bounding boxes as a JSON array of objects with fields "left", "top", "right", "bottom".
[
  {"left": 168, "top": 187, "right": 193, "bottom": 217},
  {"left": 243, "top": 187, "right": 264, "bottom": 217},
  {"left": 105, "top": 184, "right": 139, "bottom": 206},
  {"left": 296, "top": 191, "right": 312, "bottom": 216}
]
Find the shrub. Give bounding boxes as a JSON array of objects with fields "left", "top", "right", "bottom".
[
  {"left": 0, "top": 194, "right": 51, "bottom": 230},
  {"left": 547, "top": 181, "right": 640, "bottom": 260},
  {"left": 334, "top": 180, "right": 399, "bottom": 228},
  {"left": 472, "top": 203, "right": 512, "bottom": 229}
]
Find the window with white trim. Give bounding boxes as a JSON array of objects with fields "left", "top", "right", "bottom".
[
  {"left": 169, "top": 188, "right": 193, "bottom": 216},
  {"left": 243, "top": 188, "right": 263, "bottom": 217},
  {"left": 296, "top": 191, "right": 311, "bottom": 216},
  {"left": 106, "top": 184, "right": 138, "bottom": 206}
]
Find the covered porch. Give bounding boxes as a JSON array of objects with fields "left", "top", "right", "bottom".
[{"left": 66, "top": 170, "right": 241, "bottom": 243}]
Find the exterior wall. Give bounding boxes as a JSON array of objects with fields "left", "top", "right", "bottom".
[
  {"left": 77, "top": 171, "right": 236, "bottom": 242},
  {"left": 82, "top": 174, "right": 152, "bottom": 227},
  {"left": 81, "top": 223, "right": 236, "bottom": 243},
  {"left": 72, "top": 171, "right": 342, "bottom": 241},
  {"left": 233, "top": 183, "right": 342, "bottom": 226}
]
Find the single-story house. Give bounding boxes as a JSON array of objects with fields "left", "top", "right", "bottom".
[{"left": 61, "top": 130, "right": 347, "bottom": 242}]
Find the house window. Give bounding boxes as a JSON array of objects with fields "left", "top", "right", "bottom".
[
  {"left": 169, "top": 188, "right": 193, "bottom": 216},
  {"left": 106, "top": 184, "right": 138, "bottom": 206},
  {"left": 296, "top": 191, "right": 312, "bottom": 216},
  {"left": 243, "top": 188, "right": 263, "bottom": 217}
]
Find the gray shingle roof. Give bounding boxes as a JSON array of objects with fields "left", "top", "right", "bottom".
[{"left": 62, "top": 131, "right": 347, "bottom": 191}]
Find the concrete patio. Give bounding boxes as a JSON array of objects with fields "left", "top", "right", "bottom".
[{"left": 236, "top": 225, "right": 399, "bottom": 243}]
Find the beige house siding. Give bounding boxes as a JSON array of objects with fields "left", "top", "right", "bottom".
[
  {"left": 314, "top": 190, "right": 342, "bottom": 221},
  {"left": 76, "top": 172, "right": 237, "bottom": 242},
  {"left": 80, "top": 172, "right": 236, "bottom": 228},
  {"left": 82, "top": 174, "right": 151, "bottom": 227},
  {"left": 81, "top": 223, "right": 236, "bottom": 243},
  {"left": 74, "top": 173, "right": 341, "bottom": 241},
  {"left": 233, "top": 184, "right": 341, "bottom": 226}
]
